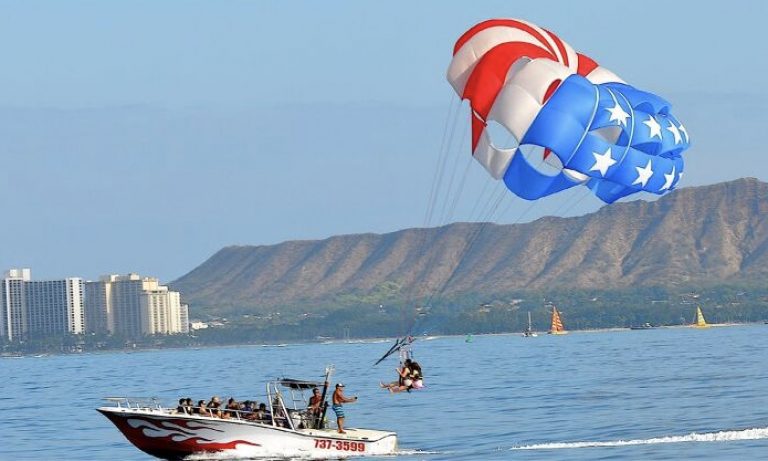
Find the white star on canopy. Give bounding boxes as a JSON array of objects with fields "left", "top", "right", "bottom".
[
  {"left": 589, "top": 147, "right": 617, "bottom": 177},
  {"left": 632, "top": 159, "right": 654, "bottom": 187},
  {"left": 661, "top": 165, "right": 676, "bottom": 191},
  {"left": 605, "top": 91, "right": 630, "bottom": 127},
  {"left": 678, "top": 123, "right": 688, "bottom": 142},
  {"left": 643, "top": 115, "right": 662, "bottom": 139},
  {"left": 666, "top": 121, "right": 682, "bottom": 144}
]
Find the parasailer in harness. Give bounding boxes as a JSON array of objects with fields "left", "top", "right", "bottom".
[
  {"left": 377, "top": 338, "right": 425, "bottom": 393},
  {"left": 409, "top": 361, "right": 424, "bottom": 390},
  {"left": 380, "top": 358, "right": 413, "bottom": 392}
]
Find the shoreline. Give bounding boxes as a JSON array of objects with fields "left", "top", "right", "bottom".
[{"left": 2, "top": 321, "right": 765, "bottom": 358}]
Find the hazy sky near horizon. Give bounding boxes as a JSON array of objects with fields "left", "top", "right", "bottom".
[{"left": 0, "top": 1, "right": 766, "bottom": 282}]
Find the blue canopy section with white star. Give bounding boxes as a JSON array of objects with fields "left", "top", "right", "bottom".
[{"left": 503, "top": 74, "right": 689, "bottom": 204}]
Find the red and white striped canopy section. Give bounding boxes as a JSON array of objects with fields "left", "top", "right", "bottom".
[{"left": 446, "top": 19, "right": 624, "bottom": 180}]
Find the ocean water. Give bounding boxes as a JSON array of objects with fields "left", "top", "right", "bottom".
[{"left": 2, "top": 325, "right": 768, "bottom": 460}]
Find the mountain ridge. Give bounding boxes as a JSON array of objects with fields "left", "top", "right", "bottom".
[{"left": 173, "top": 178, "right": 768, "bottom": 312}]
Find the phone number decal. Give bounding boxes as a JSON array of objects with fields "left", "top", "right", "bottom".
[{"left": 314, "top": 439, "right": 366, "bottom": 452}]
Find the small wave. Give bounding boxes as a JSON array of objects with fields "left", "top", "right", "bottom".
[{"left": 512, "top": 426, "right": 768, "bottom": 450}]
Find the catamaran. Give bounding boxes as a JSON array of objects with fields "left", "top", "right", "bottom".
[
  {"left": 692, "top": 306, "right": 709, "bottom": 328},
  {"left": 548, "top": 307, "right": 568, "bottom": 335},
  {"left": 98, "top": 367, "right": 397, "bottom": 460},
  {"left": 523, "top": 311, "right": 538, "bottom": 337}
]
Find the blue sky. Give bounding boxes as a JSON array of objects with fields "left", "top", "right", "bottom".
[{"left": 0, "top": 1, "right": 765, "bottom": 282}]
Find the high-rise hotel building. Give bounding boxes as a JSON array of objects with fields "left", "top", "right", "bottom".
[
  {"left": 2, "top": 269, "right": 187, "bottom": 341},
  {"left": 1, "top": 269, "right": 85, "bottom": 340},
  {"left": 85, "top": 274, "right": 187, "bottom": 337}
]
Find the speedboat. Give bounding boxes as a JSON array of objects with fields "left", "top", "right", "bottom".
[{"left": 98, "top": 367, "right": 397, "bottom": 460}]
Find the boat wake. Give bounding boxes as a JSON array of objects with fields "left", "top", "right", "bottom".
[
  {"left": 511, "top": 426, "right": 768, "bottom": 450},
  {"left": 183, "top": 447, "right": 443, "bottom": 460},
  {"left": 184, "top": 449, "right": 317, "bottom": 461}
]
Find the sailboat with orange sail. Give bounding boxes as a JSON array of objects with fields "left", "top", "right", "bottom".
[
  {"left": 548, "top": 306, "right": 568, "bottom": 335},
  {"left": 692, "top": 306, "right": 709, "bottom": 328}
]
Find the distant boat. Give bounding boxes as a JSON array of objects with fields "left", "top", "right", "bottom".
[
  {"left": 692, "top": 306, "right": 710, "bottom": 328},
  {"left": 523, "top": 311, "right": 538, "bottom": 337},
  {"left": 548, "top": 307, "right": 568, "bottom": 335},
  {"left": 630, "top": 323, "right": 656, "bottom": 330},
  {"left": 0, "top": 352, "right": 23, "bottom": 359},
  {"left": 465, "top": 334, "right": 473, "bottom": 343}
]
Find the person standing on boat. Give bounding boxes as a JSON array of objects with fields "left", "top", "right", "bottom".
[
  {"left": 331, "top": 383, "right": 357, "bottom": 434},
  {"left": 309, "top": 387, "right": 323, "bottom": 414}
]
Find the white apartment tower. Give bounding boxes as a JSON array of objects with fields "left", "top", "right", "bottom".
[
  {"left": 1, "top": 269, "right": 31, "bottom": 340},
  {"left": 26, "top": 277, "right": 85, "bottom": 337},
  {"left": 1, "top": 269, "right": 84, "bottom": 340}
]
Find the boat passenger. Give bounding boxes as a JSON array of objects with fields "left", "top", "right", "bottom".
[
  {"left": 242, "top": 401, "right": 259, "bottom": 421},
  {"left": 194, "top": 399, "right": 207, "bottom": 415},
  {"left": 307, "top": 387, "right": 324, "bottom": 428},
  {"left": 207, "top": 396, "right": 225, "bottom": 418},
  {"left": 176, "top": 398, "right": 187, "bottom": 414},
  {"left": 256, "top": 402, "right": 269, "bottom": 421},
  {"left": 183, "top": 397, "right": 194, "bottom": 414},
  {"left": 331, "top": 383, "right": 358, "bottom": 434},
  {"left": 308, "top": 387, "right": 323, "bottom": 415},
  {"left": 225, "top": 397, "right": 240, "bottom": 417}
]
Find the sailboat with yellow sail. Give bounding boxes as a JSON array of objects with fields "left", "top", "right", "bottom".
[
  {"left": 692, "top": 306, "right": 709, "bottom": 328},
  {"left": 548, "top": 306, "right": 568, "bottom": 335}
]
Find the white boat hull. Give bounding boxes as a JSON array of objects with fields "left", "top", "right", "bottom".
[{"left": 98, "top": 407, "right": 397, "bottom": 459}]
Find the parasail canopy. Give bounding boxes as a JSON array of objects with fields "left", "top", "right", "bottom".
[{"left": 447, "top": 19, "right": 690, "bottom": 204}]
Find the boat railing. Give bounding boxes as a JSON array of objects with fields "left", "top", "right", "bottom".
[
  {"left": 103, "top": 396, "right": 306, "bottom": 427},
  {"left": 103, "top": 397, "right": 163, "bottom": 410},
  {"left": 103, "top": 385, "right": 324, "bottom": 431}
]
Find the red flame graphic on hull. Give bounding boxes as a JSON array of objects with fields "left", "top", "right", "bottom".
[{"left": 99, "top": 410, "right": 260, "bottom": 460}]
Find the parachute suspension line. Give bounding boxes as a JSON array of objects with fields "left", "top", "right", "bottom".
[
  {"left": 417, "top": 188, "right": 509, "bottom": 324},
  {"left": 424, "top": 94, "right": 462, "bottom": 228},
  {"left": 466, "top": 177, "right": 493, "bottom": 222},
  {"left": 517, "top": 189, "right": 595, "bottom": 293},
  {"left": 500, "top": 199, "right": 538, "bottom": 229},
  {"left": 471, "top": 183, "right": 507, "bottom": 223},
  {"left": 548, "top": 187, "right": 594, "bottom": 219},
  {"left": 399, "top": 342, "right": 413, "bottom": 365},
  {"left": 495, "top": 155, "right": 548, "bottom": 222},
  {"left": 437, "top": 121, "right": 470, "bottom": 225},
  {"left": 400, "top": 92, "right": 462, "bottom": 342},
  {"left": 427, "top": 98, "right": 464, "bottom": 226},
  {"left": 442, "top": 155, "right": 474, "bottom": 226},
  {"left": 422, "top": 93, "right": 457, "bottom": 228}
]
